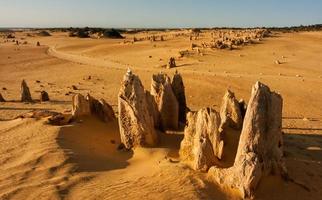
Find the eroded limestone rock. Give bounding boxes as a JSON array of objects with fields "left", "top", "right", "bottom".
[
  {"left": 40, "top": 91, "right": 50, "bottom": 102},
  {"left": 72, "top": 94, "right": 91, "bottom": 119},
  {"left": 21, "top": 80, "right": 32, "bottom": 102},
  {"left": 145, "top": 91, "right": 160, "bottom": 128},
  {"left": 220, "top": 90, "right": 243, "bottom": 130},
  {"left": 151, "top": 73, "right": 179, "bottom": 131},
  {"left": 171, "top": 71, "right": 187, "bottom": 124},
  {"left": 87, "top": 94, "right": 115, "bottom": 122},
  {"left": 208, "top": 82, "right": 287, "bottom": 199},
  {"left": 180, "top": 108, "right": 224, "bottom": 171},
  {"left": 167, "top": 57, "right": 176, "bottom": 69},
  {"left": 118, "top": 70, "right": 158, "bottom": 149}
]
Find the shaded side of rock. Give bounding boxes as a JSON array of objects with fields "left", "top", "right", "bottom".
[
  {"left": 208, "top": 82, "right": 287, "bottom": 199},
  {"left": 87, "top": 94, "right": 115, "bottom": 122},
  {"left": 180, "top": 108, "right": 224, "bottom": 171},
  {"left": 171, "top": 71, "right": 187, "bottom": 124},
  {"left": 118, "top": 70, "right": 158, "bottom": 149},
  {"left": 0, "top": 93, "right": 5, "bottom": 102},
  {"left": 21, "top": 80, "right": 33, "bottom": 102},
  {"left": 151, "top": 73, "right": 179, "bottom": 131},
  {"left": 145, "top": 91, "right": 160, "bottom": 128},
  {"left": 219, "top": 90, "right": 243, "bottom": 130},
  {"left": 238, "top": 99, "right": 247, "bottom": 118}
]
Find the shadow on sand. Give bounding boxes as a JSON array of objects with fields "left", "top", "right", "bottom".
[{"left": 56, "top": 117, "right": 133, "bottom": 173}]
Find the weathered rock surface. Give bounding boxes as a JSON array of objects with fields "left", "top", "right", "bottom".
[
  {"left": 145, "top": 91, "right": 160, "bottom": 128},
  {"left": 118, "top": 70, "right": 158, "bottom": 149},
  {"left": 71, "top": 93, "right": 115, "bottom": 123},
  {"left": 87, "top": 94, "right": 115, "bottom": 122},
  {"left": 171, "top": 71, "right": 187, "bottom": 123},
  {"left": 179, "top": 108, "right": 224, "bottom": 171},
  {"left": 0, "top": 93, "right": 5, "bottom": 102},
  {"left": 219, "top": 90, "right": 243, "bottom": 130},
  {"left": 151, "top": 73, "right": 179, "bottom": 131},
  {"left": 21, "top": 80, "right": 33, "bottom": 102},
  {"left": 72, "top": 94, "right": 91, "bottom": 119},
  {"left": 208, "top": 82, "right": 287, "bottom": 199},
  {"left": 40, "top": 91, "right": 50, "bottom": 102}
]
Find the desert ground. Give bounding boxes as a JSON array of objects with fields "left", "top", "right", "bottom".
[{"left": 0, "top": 29, "right": 322, "bottom": 200}]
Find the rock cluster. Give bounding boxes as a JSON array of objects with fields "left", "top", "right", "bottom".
[
  {"left": 117, "top": 70, "right": 188, "bottom": 149},
  {"left": 179, "top": 81, "right": 286, "bottom": 198},
  {"left": 208, "top": 82, "right": 287, "bottom": 198},
  {"left": 72, "top": 93, "right": 115, "bottom": 123},
  {"left": 17, "top": 110, "right": 71, "bottom": 126},
  {"left": 201, "top": 29, "right": 270, "bottom": 50}
]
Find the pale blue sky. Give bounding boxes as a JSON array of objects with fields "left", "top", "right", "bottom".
[{"left": 0, "top": 0, "right": 321, "bottom": 28}]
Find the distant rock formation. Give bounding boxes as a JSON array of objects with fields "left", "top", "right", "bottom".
[
  {"left": 103, "top": 29, "right": 124, "bottom": 39},
  {"left": 208, "top": 82, "right": 287, "bottom": 198},
  {"left": 21, "top": 80, "right": 33, "bottom": 102},
  {"left": 167, "top": 57, "right": 176, "bottom": 69},
  {"left": 118, "top": 69, "right": 158, "bottom": 149},
  {"left": 180, "top": 108, "right": 224, "bottom": 171},
  {"left": 151, "top": 73, "right": 179, "bottom": 131},
  {"left": 219, "top": 90, "right": 243, "bottom": 130},
  {"left": 171, "top": 71, "right": 188, "bottom": 124},
  {"left": 37, "top": 31, "right": 51, "bottom": 37},
  {"left": 40, "top": 91, "right": 50, "bottom": 102},
  {"left": 0, "top": 93, "right": 5, "bottom": 102}
]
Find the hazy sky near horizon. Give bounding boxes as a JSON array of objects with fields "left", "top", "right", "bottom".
[{"left": 0, "top": 0, "right": 322, "bottom": 28}]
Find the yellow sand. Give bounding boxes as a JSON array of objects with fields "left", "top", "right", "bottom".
[{"left": 0, "top": 30, "right": 321, "bottom": 199}]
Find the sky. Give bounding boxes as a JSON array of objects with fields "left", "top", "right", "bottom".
[{"left": 0, "top": 0, "right": 322, "bottom": 28}]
